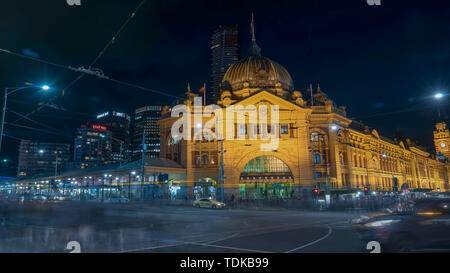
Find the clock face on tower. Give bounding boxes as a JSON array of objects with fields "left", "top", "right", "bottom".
[{"left": 441, "top": 142, "right": 447, "bottom": 148}]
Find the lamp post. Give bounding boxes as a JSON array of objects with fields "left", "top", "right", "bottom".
[
  {"left": 0, "top": 83, "right": 51, "bottom": 153},
  {"left": 219, "top": 140, "right": 225, "bottom": 203}
]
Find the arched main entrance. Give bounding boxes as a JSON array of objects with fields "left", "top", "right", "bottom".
[{"left": 239, "top": 155, "right": 294, "bottom": 199}]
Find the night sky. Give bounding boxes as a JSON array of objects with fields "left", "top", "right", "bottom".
[{"left": 0, "top": 0, "right": 449, "bottom": 176}]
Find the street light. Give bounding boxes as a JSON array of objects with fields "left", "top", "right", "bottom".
[
  {"left": 0, "top": 83, "right": 52, "bottom": 153},
  {"left": 434, "top": 92, "right": 444, "bottom": 99}
]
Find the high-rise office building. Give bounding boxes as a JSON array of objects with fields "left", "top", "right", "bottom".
[
  {"left": 73, "top": 123, "right": 112, "bottom": 169},
  {"left": 132, "top": 106, "right": 162, "bottom": 159},
  {"left": 96, "top": 111, "right": 131, "bottom": 163},
  {"left": 209, "top": 25, "right": 240, "bottom": 104},
  {"left": 17, "top": 140, "right": 71, "bottom": 177}
]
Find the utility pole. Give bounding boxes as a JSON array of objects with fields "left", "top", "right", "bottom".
[
  {"left": 140, "top": 131, "right": 146, "bottom": 200},
  {"left": 219, "top": 140, "right": 225, "bottom": 203}
]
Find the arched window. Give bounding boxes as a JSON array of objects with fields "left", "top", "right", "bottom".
[{"left": 242, "top": 156, "right": 291, "bottom": 174}]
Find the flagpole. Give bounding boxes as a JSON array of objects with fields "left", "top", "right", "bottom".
[{"left": 203, "top": 83, "right": 206, "bottom": 105}]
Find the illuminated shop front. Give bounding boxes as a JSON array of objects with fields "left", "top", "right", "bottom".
[
  {"left": 193, "top": 178, "right": 217, "bottom": 199},
  {"left": 239, "top": 156, "right": 294, "bottom": 199}
]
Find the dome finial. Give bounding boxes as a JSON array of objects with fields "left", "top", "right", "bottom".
[
  {"left": 248, "top": 12, "right": 261, "bottom": 57},
  {"left": 251, "top": 12, "right": 256, "bottom": 42}
]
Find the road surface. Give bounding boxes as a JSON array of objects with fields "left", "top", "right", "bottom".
[{"left": 0, "top": 203, "right": 367, "bottom": 253}]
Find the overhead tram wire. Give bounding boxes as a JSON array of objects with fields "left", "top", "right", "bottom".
[
  {"left": 4, "top": 122, "right": 74, "bottom": 139},
  {"left": 7, "top": 109, "right": 63, "bottom": 133},
  {"left": 2, "top": 134, "right": 23, "bottom": 141},
  {"left": 8, "top": 0, "right": 150, "bottom": 124},
  {"left": 0, "top": 47, "right": 183, "bottom": 100},
  {"left": 87, "top": 0, "right": 147, "bottom": 69},
  {"left": 58, "top": 0, "right": 148, "bottom": 91}
]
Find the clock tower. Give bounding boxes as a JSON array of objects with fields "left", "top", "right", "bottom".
[{"left": 434, "top": 122, "right": 450, "bottom": 159}]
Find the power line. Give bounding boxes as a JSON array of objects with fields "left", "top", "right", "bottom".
[
  {"left": 4, "top": 0, "right": 180, "bottom": 126},
  {"left": 2, "top": 134, "right": 23, "bottom": 141},
  {"left": 0, "top": 47, "right": 183, "bottom": 100},
  {"left": 88, "top": 0, "right": 147, "bottom": 69},
  {"left": 7, "top": 109, "right": 62, "bottom": 133},
  {"left": 4, "top": 122, "right": 73, "bottom": 139}
]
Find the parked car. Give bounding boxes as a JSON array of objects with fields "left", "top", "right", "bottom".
[
  {"left": 193, "top": 198, "right": 226, "bottom": 209},
  {"left": 355, "top": 198, "right": 450, "bottom": 252}
]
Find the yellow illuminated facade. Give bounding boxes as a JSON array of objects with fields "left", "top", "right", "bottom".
[{"left": 159, "top": 37, "right": 450, "bottom": 199}]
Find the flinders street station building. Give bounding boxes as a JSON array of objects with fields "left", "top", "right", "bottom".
[
  {"left": 6, "top": 25, "right": 449, "bottom": 202},
  {"left": 159, "top": 34, "right": 450, "bottom": 200}
]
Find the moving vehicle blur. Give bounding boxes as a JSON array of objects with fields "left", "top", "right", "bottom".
[
  {"left": 355, "top": 198, "right": 450, "bottom": 252},
  {"left": 105, "top": 197, "right": 130, "bottom": 204}
]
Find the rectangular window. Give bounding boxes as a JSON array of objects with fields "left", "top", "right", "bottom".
[
  {"left": 239, "top": 124, "right": 247, "bottom": 136},
  {"left": 201, "top": 152, "right": 209, "bottom": 165},
  {"left": 281, "top": 124, "right": 288, "bottom": 134},
  {"left": 194, "top": 152, "right": 201, "bottom": 167}
]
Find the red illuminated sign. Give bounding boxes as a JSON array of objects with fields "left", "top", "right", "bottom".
[{"left": 92, "top": 124, "right": 107, "bottom": 131}]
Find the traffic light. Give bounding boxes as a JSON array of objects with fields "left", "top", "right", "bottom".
[
  {"left": 363, "top": 186, "right": 369, "bottom": 195},
  {"left": 313, "top": 188, "right": 319, "bottom": 197}
]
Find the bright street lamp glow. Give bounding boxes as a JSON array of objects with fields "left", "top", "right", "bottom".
[
  {"left": 434, "top": 93, "right": 444, "bottom": 99},
  {"left": 38, "top": 149, "right": 44, "bottom": 154},
  {"left": 41, "top": 85, "right": 50, "bottom": 90},
  {"left": 330, "top": 125, "right": 338, "bottom": 131}
]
